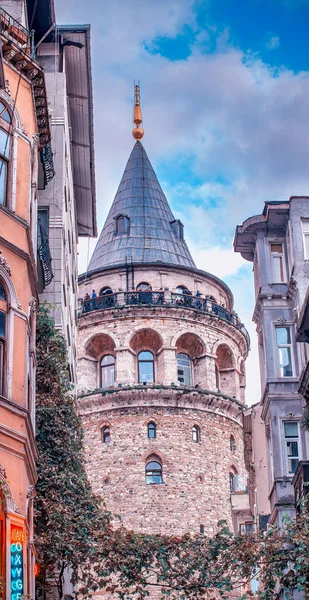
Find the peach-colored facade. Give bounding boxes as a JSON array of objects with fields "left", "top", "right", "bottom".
[{"left": 0, "top": 30, "right": 50, "bottom": 599}]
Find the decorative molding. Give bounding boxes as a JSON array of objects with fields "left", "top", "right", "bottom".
[
  {"left": 26, "top": 485, "right": 36, "bottom": 501},
  {"left": 4, "top": 79, "right": 11, "bottom": 96},
  {"left": 0, "top": 462, "right": 19, "bottom": 513},
  {"left": 16, "top": 298, "right": 22, "bottom": 310},
  {"left": 277, "top": 316, "right": 287, "bottom": 324},
  {"left": 0, "top": 249, "right": 11, "bottom": 276},
  {"left": 29, "top": 297, "right": 36, "bottom": 315}
]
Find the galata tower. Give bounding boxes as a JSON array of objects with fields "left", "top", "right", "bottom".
[{"left": 77, "top": 87, "right": 251, "bottom": 537}]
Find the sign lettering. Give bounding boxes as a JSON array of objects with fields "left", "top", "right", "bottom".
[{"left": 11, "top": 527, "right": 24, "bottom": 600}]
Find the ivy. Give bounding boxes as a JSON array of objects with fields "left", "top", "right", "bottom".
[{"left": 35, "top": 305, "right": 309, "bottom": 600}]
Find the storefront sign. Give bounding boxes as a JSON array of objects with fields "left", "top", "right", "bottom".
[{"left": 11, "top": 527, "right": 24, "bottom": 600}]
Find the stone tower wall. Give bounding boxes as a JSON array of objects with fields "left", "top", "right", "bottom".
[{"left": 79, "top": 389, "right": 246, "bottom": 536}]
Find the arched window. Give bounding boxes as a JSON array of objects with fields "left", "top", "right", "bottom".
[
  {"left": 192, "top": 425, "right": 200, "bottom": 443},
  {"left": 138, "top": 351, "right": 154, "bottom": 383},
  {"left": 177, "top": 353, "right": 192, "bottom": 386},
  {"left": 230, "top": 435, "right": 236, "bottom": 452},
  {"left": 115, "top": 214, "right": 130, "bottom": 234},
  {"left": 176, "top": 285, "right": 190, "bottom": 295},
  {"left": 136, "top": 282, "right": 152, "bottom": 292},
  {"left": 99, "top": 286, "right": 113, "bottom": 296},
  {"left": 145, "top": 459, "right": 162, "bottom": 484},
  {"left": 0, "top": 101, "right": 12, "bottom": 206},
  {"left": 100, "top": 355, "right": 115, "bottom": 388},
  {"left": 102, "top": 426, "right": 111, "bottom": 443},
  {"left": 0, "top": 280, "right": 7, "bottom": 395},
  {"left": 148, "top": 422, "right": 156, "bottom": 439}
]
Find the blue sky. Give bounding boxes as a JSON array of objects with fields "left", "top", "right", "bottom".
[{"left": 56, "top": 0, "right": 309, "bottom": 403}]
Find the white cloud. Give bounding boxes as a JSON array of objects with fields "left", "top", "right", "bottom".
[
  {"left": 266, "top": 35, "right": 281, "bottom": 49},
  {"left": 56, "top": 0, "right": 309, "bottom": 403}
]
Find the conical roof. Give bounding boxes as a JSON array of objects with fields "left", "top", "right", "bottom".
[{"left": 88, "top": 141, "right": 196, "bottom": 272}]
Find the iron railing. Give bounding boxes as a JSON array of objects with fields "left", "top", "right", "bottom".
[
  {"left": 79, "top": 290, "right": 250, "bottom": 347},
  {"left": 0, "top": 7, "right": 32, "bottom": 54},
  {"left": 38, "top": 224, "right": 53, "bottom": 287}
]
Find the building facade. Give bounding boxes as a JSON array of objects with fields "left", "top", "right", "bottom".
[
  {"left": 77, "top": 92, "right": 252, "bottom": 540},
  {"left": 234, "top": 198, "right": 309, "bottom": 525},
  {"left": 32, "top": 4, "right": 96, "bottom": 385},
  {"left": 0, "top": 0, "right": 51, "bottom": 597}
]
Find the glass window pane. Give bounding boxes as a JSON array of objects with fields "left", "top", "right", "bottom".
[
  {"left": 272, "top": 256, "right": 283, "bottom": 282},
  {"left": 148, "top": 423, "right": 156, "bottom": 438},
  {"left": 302, "top": 220, "right": 309, "bottom": 233},
  {"left": 0, "top": 311, "right": 6, "bottom": 338},
  {"left": 0, "top": 283, "right": 6, "bottom": 301},
  {"left": 0, "top": 128, "right": 10, "bottom": 158},
  {"left": 101, "top": 362, "right": 115, "bottom": 388},
  {"left": 0, "top": 160, "right": 7, "bottom": 205},
  {"left": 284, "top": 422, "right": 298, "bottom": 438},
  {"left": 146, "top": 461, "right": 161, "bottom": 470},
  {"left": 139, "top": 360, "right": 154, "bottom": 383},
  {"left": 271, "top": 244, "right": 283, "bottom": 253},
  {"left": 101, "top": 355, "right": 115, "bottom": 367},
  {"left": 304, "top": 233, "right": 309, "bottom": 258},
  {"left": 139, "top": 351, "right": 153, "bottom": 361},
  {"left": 286, "top": 441, "right": 299, "bottom": 457},
  {"left": 276, "top": 327, "right": 291, "bottom": 345},
  {"left": 288, "top": 458, "right": 298, "bottom": 474},
  {"left": 279, "top": 347, "right": 293, "bottom": 376}
]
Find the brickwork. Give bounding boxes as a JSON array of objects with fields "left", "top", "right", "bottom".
[{"left": 79, "top": 388, "right": 246, "bottom": 536}]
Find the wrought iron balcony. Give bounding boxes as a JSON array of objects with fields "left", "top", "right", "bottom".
[
  {"left": 0, "top": 7, "right": 32, "bottom": 54},
  {"left": 79, "top": 290, "right": 250, "bottom": 347}
]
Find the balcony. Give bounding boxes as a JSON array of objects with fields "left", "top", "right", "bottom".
[
  {"left": 0, "top": 7, "right": 32, "bottom": 54},
  {"left": 78, "top": 291, "right": 250, "bottom": 347}
]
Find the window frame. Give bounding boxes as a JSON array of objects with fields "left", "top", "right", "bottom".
[
  {"left": 138, "top": 350, "right": 154, "bottom": 384},
  {"left": 301, "top": 219, "right": 309, "bottom": 260},
  {"left": 0, "top": 281, "right": 7, "bottom": 396},
  {"left": 282, "top": 420, "right": 300, "bottom": 476},
  {"left": 192, "top": 425, "right": 200, "bottom": 443},
  {"left": 147, "top": 422, "right": 156, "bottom": 439},
  {"left": 268, "top": 241, "right": 286, "bottom": 283},
  {"left": 0, "top": 102, "right": 12, "bottom": 208},
  {"left": 177, "top": 352, "right": 193, "bottom": 386},
  {"left": 100, "top": 354, "right": 115, "bottom": 389},
  {"left": 274, "top": 324, "right": 295, "bottom": 378},
  {"left": 102, "top": 426, "right": 111, "bottom": 444},
  {"left": 145, "top": 459, "right": 162, "bottom": 485},
  {"left": 115, "top": 214, "right": 130, "bottom": 235}
]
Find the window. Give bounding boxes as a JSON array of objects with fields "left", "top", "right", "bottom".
[
  {"left": 0, "top": 280, "right": 7, "bottom": 395},
  {"left": 136, "top": 282, "right": 152, "bottom": 291},
  {"left": 230, "top": 435, "right": 236, "bottom": 452},
  {"left": 170, "top": 219, "right": 184, "bottom": 240},
  {"left": 176, "top": 285, "right": 190, "bottom": 295},
  {"left": 0, "top": 101, "right": 11, "bottom": 206},
  {"left": 284, "top": 421, "right": 299, "bottom": 475},
  {"left": 270, "top": 243, "right": 285, "bottom": 282},
  {"left": 145, "top": 459, "right": 162, "bottom": 484},
  {"left": 229, "top": 472, "right": 235, "bottom": 494},
  {"left": 240, "top": 523, "right": 256, "bottom": 535},
  {"left": 275, "top": 326, "right": 293, "bottom": 377},
  {"left": 148, "top": 422, "right": 156, "bottom": 439},
  {"left": 99, "top": 286, "right": 113, "bottom": 296},
  {"left": 100, "top": 355, "right": 115, "bottom": 388},
  {"left": 115, "top": 214, "right": 130, "bottom": 235},
  {"left": 102, "top": 426, "right": 111, "bottom": 443},
  {"left": 177, "top": 353, "right": 192, "bottom": 386},
  {"left": 138, "top": 351, "right": 154, "bottom": 383},
  {"left": 302, "top": 219, "right": 309, "bottom": 259},
  {"left": 192, "top": 425, "right": 200, "bottom": 443}
]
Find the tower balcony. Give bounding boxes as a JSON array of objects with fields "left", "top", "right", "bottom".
[{"left": 78, "top": 290, "right": 250, "bottom": 348}]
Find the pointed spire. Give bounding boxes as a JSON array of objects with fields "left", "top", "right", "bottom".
[
  {"left": 87, "top": 141, "right": 196, "bottom": 272},
  {"left": 132, "top": 83, "right": 144, "bottom": 141}
]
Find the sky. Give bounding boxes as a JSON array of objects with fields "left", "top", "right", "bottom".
[{"left": 56, "top": 0, "right": 309, "bottom": 404}]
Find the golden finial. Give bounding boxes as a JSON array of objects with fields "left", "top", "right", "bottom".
[{"left": 132, "top": 83, "right": 144, "bottom": 141}]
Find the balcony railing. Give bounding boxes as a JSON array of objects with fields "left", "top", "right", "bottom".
[
  {"left": 79, "top": 290, "right": 250, "bottom": 347},
  {"left": 231, "top": 474, "right": 248, "bottom": 494},
  {"left": 0, "top": 7, "right": 32, "bottom": 54}
]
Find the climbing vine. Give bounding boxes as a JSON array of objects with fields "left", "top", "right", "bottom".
[{"left": 35, "top": 305, "right": 309, "bottom": 600}]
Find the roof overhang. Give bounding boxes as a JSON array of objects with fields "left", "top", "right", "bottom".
[
  {"left": 234, "top": 201, "right": 290, "bottom": 262},
  {"left": 59, "top": 25, "right": 97, "bottom": 237},
  {"left": 26, "top": 0, "right": 55, "bottom": 42}
]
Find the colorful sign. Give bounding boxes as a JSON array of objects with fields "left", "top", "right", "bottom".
[{"left": 11, "top": 527, "right": 24, "bottom": 600}]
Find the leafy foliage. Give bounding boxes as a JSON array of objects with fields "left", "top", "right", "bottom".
[
  {"left": 35, "top": 305, "right": 309, "bottom": 600},
  {"left": 35, "top": 305, "right": 111, "bottom": 600}
]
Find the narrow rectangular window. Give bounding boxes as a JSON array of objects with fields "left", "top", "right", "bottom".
[
  {"left": 283, "top": 421, "right": 299, "bottom": 475},
  {"left": 275, "top": 326, "right": 293, "bottom": 377},
  {"left": 302, "top": 219, "right": 309, "bottom": 260},
  {"left": 270, "top": 243, "right": 284, "bottom": 282}
]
